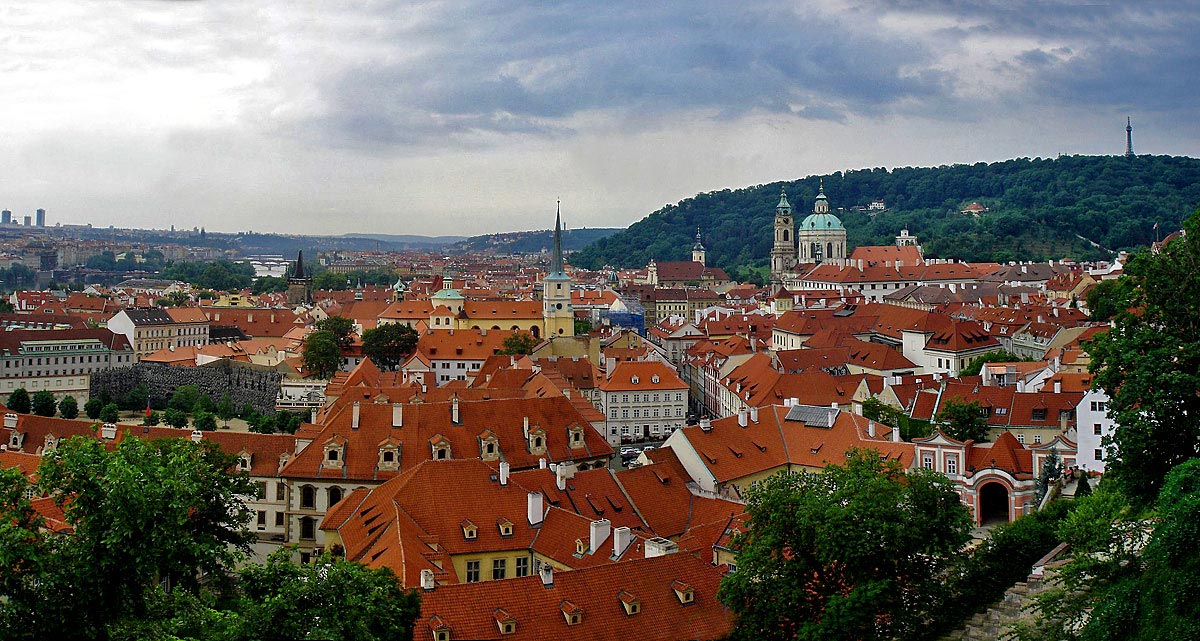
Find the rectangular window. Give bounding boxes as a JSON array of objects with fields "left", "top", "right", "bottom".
[
  {"left": 275, "top": 511, "right": 284, "bottom": 526},
  {"left": 492, "top": 558, "right": 507, "bottom": 580},
  {"left": 515, "top": 556, "right": 529, "bottom": 577},
  {"left": 946, "top": 456, "right": 958, "bottom": 475},
  {"left": 1031, "top": 409, "right": 1047, "bottom": 421},
  {"left": 257, "top": 510, "right": 267, "bottom": 526},
  {"left": 921, "top": 453, "right": 934, "bottom": 470},
  {"left": 1094, "top": 424, "right": 1103, "bottom": 435},
  {"left": 1017, "top": 433, "right": 1026, "bottom": 444},
  {"left": 1095, "top": 449, "right": 1104, "bottom": 460},
  {"left": 466, "top": 560, "right": 481, "bottom": 583}
]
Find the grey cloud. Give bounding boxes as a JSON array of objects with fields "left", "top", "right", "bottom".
[{"left": 312, "top": 0, "right": 944, "bottom": 147}]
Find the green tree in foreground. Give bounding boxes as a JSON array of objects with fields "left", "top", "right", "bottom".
[
  {"left": 6, "top": 388, "right": 31, "bottom": 414},
  {"left": 718, "top": 449, "right": 971, "bottom": 641},
  {"left": 235, "top": 551, "right": 421, "bottom": 641},
  {"left": 31, "top": 391, "right": 57, "bottom": 417},
  {"left": 193, "top": 410, "right": 218, "bottom": 432},
  {"left": 361, "top": 323, "right": 419, "bottom": 371},
  {"left": 500, "top": 331, "right": 537, "bottom": 355},
  {"left": 1017, "top": 460, "right": 1200, "bottom": 641},
  {"left": 1086, "top": 207, "right": 1200, "bottom": 505},
  {"left": 7, "top": 436, "right": 255, "bottom": 639},
  {"left": 302, "top": 330, "right": 343, "bottom": 379},
  {"left": 99, "top": 403, "right": 120, "bottom": 424},
  {"left": 936, "top": 397, "right": 990, "bottom": 442},
  {"left": 58, "top": 396, "right": 79, "bottom": 420}
]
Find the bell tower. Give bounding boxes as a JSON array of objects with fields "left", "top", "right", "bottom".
[
  {"left": 542, "top": 202, "right": 574, "bottom": 338},
  {"left": 770, "top": 188, "right": 796, "bottom": 285},
  {"left": 692, "top": 228, "right": 706, "bottom": 266}
]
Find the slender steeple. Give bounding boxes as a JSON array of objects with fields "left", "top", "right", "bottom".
[
  {"left": 293, "top": 250, "right": 306, "bottom": 279},
  {"left": 549, "top": 200, "right": 566, "bottom": 277},
  {"left": 1125, "top": 116, "right": 1134, "bottom": 158}
]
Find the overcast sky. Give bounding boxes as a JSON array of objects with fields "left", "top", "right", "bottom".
[{"left": 1, "top": 1, "right": 1196, "bottom": 237}]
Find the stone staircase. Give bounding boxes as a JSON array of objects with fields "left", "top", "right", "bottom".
[{"left": 940, "top": 573, "right": 1048, "bottom": 641}]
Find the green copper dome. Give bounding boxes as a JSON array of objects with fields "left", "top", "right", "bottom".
[{"left": 800, "top": 212, "right": 845, "bottom": 230}]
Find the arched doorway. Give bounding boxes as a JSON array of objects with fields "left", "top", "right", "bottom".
[{"left": 979, "top": 482, "right": 1011, "bottom": 525}]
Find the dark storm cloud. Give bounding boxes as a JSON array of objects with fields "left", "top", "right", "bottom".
[{"left": 315, "top": 1, "right": 945, "bottom": 146}]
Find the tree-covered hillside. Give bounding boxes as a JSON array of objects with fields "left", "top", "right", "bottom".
[
  {"left": 573, "top": 155, "right": 1200, "bottom": 281},
  {"left": 448, "top": 227, "right": 621, "bottom": 254}
]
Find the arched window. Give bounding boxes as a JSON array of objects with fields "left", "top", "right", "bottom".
[
  {"left": 300, "top": 516, "right": 316, "bottom": 540},
  {"left": 827, "top": 242, "right": 833, "bottom": 259},
  {"left": 328, "top": 486, "right": 343, "bottom": 508},
  {"left": 300, "top": 485, "right": 316, "bottom": 509}
]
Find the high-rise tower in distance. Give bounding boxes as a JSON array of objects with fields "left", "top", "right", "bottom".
[{"left": 1125, "top": 116, "right": 1134, "bottom": 158}]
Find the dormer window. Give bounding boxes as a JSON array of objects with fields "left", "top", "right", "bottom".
[
  {"left": 430, "top": 435, "right": 450, "bottom": 461},
  {"left": 561, "top": 601, "right": 582, "bottom": 626},
  {"left": 327, "top": 449, "right": 339, "bottom": 461},
  {"left": 631, "top": 376, "right": 639, "bottom": 385},
  {"left": 618, "top": 590, "right": 641, "bottom": 616},
  {"left": 428, "top": 615, "right": 450, "bottom": 641},
  {"left": 493, "top": 609, "right": 516, "bottom": 635},
  {"left": 8, "top": 432, "right": 23, "bottom": 449},
  {"left": 461, "top": 519, "right": 478, "bottom": 540},
  {"left": 378, "top": 441, "right": 400, "bottom": 471},
  {"left": 479, "top": 432, "right": 499, "bottom": 461},
  {"left": 239, "top": 453, "right": 252, "bottom": 471},
  {"left": 575, "top": 538, "right": 587, "bottom": 555},
  {"left": 528, "top": 428, "right": 546, "bottom": 454},
  {"left": 672, "top": 580, "right": 695, "bottom": 605},
  {"left": 651, "top": 375, "right": 660, "bottom": 384},
  {"left": 568, "top": 425, "right": 584, "bottom": 449}
]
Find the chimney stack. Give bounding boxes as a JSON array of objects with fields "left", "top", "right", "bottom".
[
  {"left": 539, "top": 563, "right": 554, "bottom": 588},
  {"left": 737, "top": 407, "right": 748, "bottom": 427},
  {"left": 392, "top": 403, "right": 403, "bottom": 427},
  {"left": 451, "top": 395, "right": 460, "bottom": 424},
  {"left": 612, "top": 526, "right": 632, "bottom": 559},
  {"left": 699, "top": 418, "right": 712, "bottom": 432},
  {"left": 590, "top": 518, "right": 611, "bottom": 554},
  {"left": 1053, "top": 379, "right": 1062, "bottom": 394},
  {"left": 527, "top": 492, "right": 544, "bottom": 526},
  {"left": 499, "top": 461, "right": 510, "bottom": 486},
  {"left": 420, "top": 569, "right": 435, "bottom": 591},
  {"left": 539, "top": 457, "right": 547, "bottom": 469},
  {"left": 101, "top": 423, "right": 117, "bottom": 441},
  {"left": 868, "top": 420, "right": 876, "bottom": 438},
  {"left": 556, "top": 465, "right": 568, "bottom": 491},
  {"left": 352, "top": 401, "right": 360, "bottom": 429},
  {"left": 749, "top": 406, "right": 759, "bottom": 423},
  {"left": 645, "top": 536, "right": 678, "bottom": 558},
  {"left": 892, "top": 423, "right": 901, "bottom": 443},
  {"left": 190, "top": 430, "right": 203, "bottom": 443},
  {"left": 3, "top": 413, "right": 17, "bottom": 429}
]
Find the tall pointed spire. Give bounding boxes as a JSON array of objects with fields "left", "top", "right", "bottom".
[
  {"left": 550, "top": 199, "right": 566, "bottom": 277},
  {"left": 293, "top": 250, "right": 305, "bottom": 279},
  {"left": 1125, "top": 116, "right": 1134, "bottom": 158}
]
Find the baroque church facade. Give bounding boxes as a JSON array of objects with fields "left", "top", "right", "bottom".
[{"left": 769, "top": 180, "right": 847, "bottom": 285}]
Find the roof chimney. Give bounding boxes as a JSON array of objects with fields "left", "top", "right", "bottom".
[
  {"left": 867, "top": 420, "right": 876, "bottom": 438},
  {"left": 645, "top": 536, "right": 678, "bottom": 558},
  {"left": 556, "top": 465, "right": 568, "bottom": 491},
  {"left": 737, "top": 407, "right": 748, "bottom": 427},
  {"left": 539, "top": 563, "right": 554, "bottom": 588},
  {"left": 3, "top": 413, "right": 17, "bottom": 429},
  {"left": 539, "top": 457, "right": 547, "bottom": 469},
  {"left": 699, "top": 418, "right": 712, "bottom": 432},
  {"left": 1053, "top": 379, "right": 1062, "bottom": 394},
  {"left": 190, "top": 430, "right": 203, "bottom": 443},
  {"left": 100, "top": 423, "right": 117, "bottom": 441},
  {"left": 892, "top": 422, "right": 901, "bottom": 443},
  {"left": 451, "top": 395, "right": 460, "bottom": 424},
  {"left": 749, "top": 406, "right": 759, "bottom": 423},
  {"left": 392, "top": 403, "right": 403, "bottom": 427},
  {"left": 352, "top": 401, "right": 360, "bottom": 429},
  {"left": 590, "top": 518, "right": 611, "bottom": 554},
  {"left": 612, "top": 526, "right": 632, "bottom": 559},
  {"left": 499, "top": 461, "right": 510, "bottom": 486},
  {"left": 527, "top": 491, "right": 544, "bottom": 526},
  {"left": 420, "top": 569, "right": 436, "bottom": 591}
]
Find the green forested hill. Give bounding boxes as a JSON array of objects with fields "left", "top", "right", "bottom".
[{"left": 572, "top": 155, "right": 1200, "bottom": 283}]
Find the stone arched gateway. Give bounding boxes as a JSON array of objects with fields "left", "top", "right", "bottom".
[{"left": 978, "top": 480, "right": 1011, "bottom": 525}]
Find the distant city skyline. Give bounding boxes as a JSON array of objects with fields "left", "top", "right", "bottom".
[{"left": 1, "top": 2, "right": 1197, "bottom": 236}]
